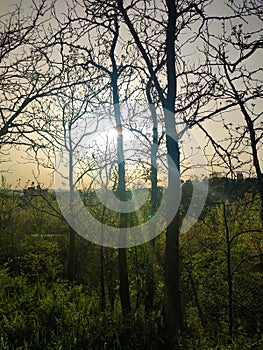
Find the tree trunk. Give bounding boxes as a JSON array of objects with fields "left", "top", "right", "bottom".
[
  {"left": 188, "top": 261, "right": 207, "bottom": 330},
  {"left": 144, "top": 81, "right": 158, "bottom": 314},
  {"left": 68, "top": 226, "right": 76, "bottom": 282},
  {"left": 105, "top": 248, "right": 116, "bottom": 311},
  {"left": 118, "top": 247, "right": 131, "bottom": 315},
  {"left": 164, "top": 213, "right": 183, "bottom": 346},
  {"left": 223, "top": 202, "right": 233, "bottom": 338},
  {"left": 117, "top": 0, "right": 183, "bottom": 330},
  {"left": 163, "top": 108, "right": 183, "bottom": 345},
  {"left": 67, "top": 126, "right": 77, "bottom": 282},
  {"left": 110, "top": 17, "right": 131, "bottom": 315},
  {"left": 100, "top": 246, "right": 106, "bottom": 311},
  {"left": 163, "top": 0, "right": 183, "bottom": 343}
]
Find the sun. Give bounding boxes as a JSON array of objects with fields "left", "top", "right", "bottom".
[{"left": 106, "top": 128, "right": 118, "bottom": 142}]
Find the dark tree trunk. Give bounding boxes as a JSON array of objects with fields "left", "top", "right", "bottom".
[
  {"left": 163, "top": 107, "right": 183, "bottom": 347},
  {"left": 144, "top": 243, "right": 155, "bottom": 314},
  {"left": 187, "top": 261, "right": 207, "bottom": 330},
  {"left": 68, "top": 226, "right": 76, "bottom": 282},
  {"left": 163, "top": 0, "right": 183, "bottom": 344},
  {"left": 223, "top": 203, "right": 233, "bottom": 338},
  {"left": 118, "top": 247, "right": 131, "bottom": 315},
  {"left": 144, "top": 81, "right": 159, "bottom": 314},
  {"left": 100, "top": 246, "right": 106, "bottom": 311},
  {"left": 164, "top": 215, "right": 183, "bottom": 345},
  {"left": 105, "top": 248, "right": 116, "bottom": 311},
  {"left": 118, "top": 0, "right": 183, "bottom": 334},
  {"left": 110, "top": 17, "right": 131, "bottom": 315}
]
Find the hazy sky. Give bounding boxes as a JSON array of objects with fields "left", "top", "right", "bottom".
[{"left": 0, "top": 0, "right": 262, "bottom": 188}]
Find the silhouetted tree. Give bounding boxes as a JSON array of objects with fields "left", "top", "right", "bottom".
[{"left": 200, "top": 0, "right": 263, "bottom": 221}]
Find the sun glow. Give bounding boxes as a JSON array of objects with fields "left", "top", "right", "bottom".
[{"left": 105, "top": 127, "right": 118, "bottom": 142}]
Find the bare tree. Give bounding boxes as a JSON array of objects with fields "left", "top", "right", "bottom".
[
  {"left": 28, "top": 52, "right": 105, "bottom": 280},
  {"left": 49, "top": 1, "right": 137, "bottom": 313},
  {"left": 0, "top": 1, "right": 53, "bottom": 144},
  {"left": 115, "top": 0, "right": 212, "bottom": 344},
  {"left": 199, "top": 0, "right": 263, "bottom": 221},
  {"left": 0, "top": 0, "right": 93, "bottom": 147}
]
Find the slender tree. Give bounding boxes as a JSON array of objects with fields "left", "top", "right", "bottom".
[
  {"left": 28, "top": 54, "right": 104, "bottom": 280},
  {"left": 200, "top": 0, "right": 263, "bottom": 221},
  {"left": 52, "top": 1, "right": 134, "bottom": 313},
  {"left": 115, "top": 0, "right": 211, "bottom": 344}
]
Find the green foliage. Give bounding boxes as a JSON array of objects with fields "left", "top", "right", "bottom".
[
  {"left": 0, "top": 183, "right": 262, "bottom": 349},
  {"left": 181, "top": 192, "right": 263, "bottom": 347},
  {"left": 0, "top": 268, "right": 160, "bottom": 349}
]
